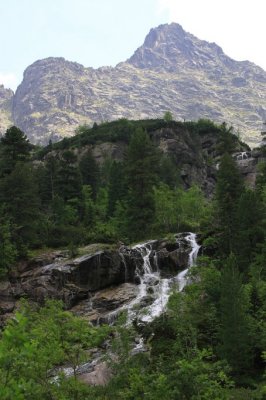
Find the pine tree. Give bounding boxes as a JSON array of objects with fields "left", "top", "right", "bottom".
[
  {"left": 215, "top": 153, "right": 244, "bottom": 256},
  {"left": 55, "top": 150, "right": 82, "bottom": 202},
  {"left": 107, "top": 161, "right": 126, "bottom": 216},
  {"left": 38, "top": 154, "right": 59, "bottom": 205},
  {"left": 0, "top": 210, "right": 17, "bottom": 279},
  {"left": 124, "top": 128, "right": 159, "bottom": 240},
  {"left": 0, "top": 162, "right": 40, "bottom": 252},
  {"left": 216, "top": 122, "right": 237, "bottom": 154},
  {"left": 219, "top": 254, "right": 253, "bottom": 374},
  {"left": 0, "top": 126, "right": 32, "bottom": 176},
  {"left": 234, "top": 189, "right": 265, "bottom": 274},
  {"left": 79, "top": 149, "right": 99, "bottom": 199}
]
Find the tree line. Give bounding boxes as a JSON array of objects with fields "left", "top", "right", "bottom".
[
  {"left": 0, "top": 121, "right": 265, "bottom": 398},
  {"left": 0, "top": 124, "right": 209, "bottom": 276}
]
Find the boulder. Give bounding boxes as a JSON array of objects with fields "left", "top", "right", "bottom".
[{"left": 0, "top": 234, "right": 198, "bottom": 321}]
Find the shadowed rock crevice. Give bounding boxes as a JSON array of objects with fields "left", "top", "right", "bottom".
[{"left": 0, "top": 234, "right": 195, "bottom": 325}]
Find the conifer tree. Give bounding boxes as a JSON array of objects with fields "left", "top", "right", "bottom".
[
  {"left": 107, "top": 161, "right": 126, "bottom": 216},
  {"left": 124, "top": 128, "right": 159, "bottom": 240},
  {"left": 219, "top": 254, "right": 253, "bottom": 374},
  {"left": 234, "top": 189, "right": 265, "bottom": 274},
  {"left": 0, "top": 162, "right": 40, "bottom": 252},
  {"left": 215, "top": 153, "right": 244, "bottom": 256},
  {"left": 0, "top": 210, "right": 17, "bottom": 279},
  {"left": 79, "top": 149, "right": 99, "bottom": 199},
  {"left": 0, "top": 126, "right": 32, "bottom": 176},
  {"left": 55, "top": 150, "right": 82, "bottom": 202}
]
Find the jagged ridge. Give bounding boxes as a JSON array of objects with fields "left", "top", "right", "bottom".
[{"left": 1, "top": 23, "right": 266, "bottom": 146}]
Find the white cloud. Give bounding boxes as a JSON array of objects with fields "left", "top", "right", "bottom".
[{"left": 0, "top": 73, "right": 19, "bottom": 91}]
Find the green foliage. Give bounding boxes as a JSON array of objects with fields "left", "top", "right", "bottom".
[
  {"left": 153, "top": 183, "right": 210, "bottom": 234},
  {"left": 0, "top": 162, "right": 41, "bottom": 253},
  {"left": 163, "top": 111, "right": 173, "bottom": 122},
  {"left": 0, "top": 119, "right": 265, "bottom": 398},
  {"left": 215, "top": 153, "right": 244, "bottom": 256},
  {"left": 0, "top": 211, "right": 17, "bottom": 279},
  {"left": 158, "top": 154, "right": 181, "bottom": 189},
  {"left": 0, "top": 300, "right": 110, "bottom": 399},
  {"left": 55, "top": 150, "right": 83, "bottom": 202},
  {"left": 0, "top": 126, "right": 32, "bottom": 177},
  {"left": 234, "top": 190, "right": 265, "bottom": 273},
  {"left": 216, "top": 122, "right": 239, "bottom": 154},
  {"left": 218, "top": 255, "right": 254, "bottom": 375},
  {"left": 79, "top": 149, "right": 99, "bottom": 199},
  {"left": 107, "top": 161, "right": 126, "bottom": 216},
  {"left": 124, "top": 127, "right": 160, "bottom": 240}
]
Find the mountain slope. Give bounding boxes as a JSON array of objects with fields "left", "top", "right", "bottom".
[
  {"left": 4, "top": 23, "right": 266, "bottom": 145},
  {"left": 0, "top": 85, "right": 13, "bottom": 134}
]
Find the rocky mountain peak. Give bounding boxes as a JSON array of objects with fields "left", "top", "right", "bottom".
[
  {"left": 22, "top": 57, "right": 86, "bottom": 79},
  {"left": 1, "top": 23, "right": 265, "bottom": 146},
  {"left": 127, "top": 22, "right": 229, "bottom": 71}
]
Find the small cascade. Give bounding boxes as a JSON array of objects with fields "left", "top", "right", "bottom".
[
  {"left": 87, "top": 234, "right": 201, "bottom": 326},
  {"left": 55, "top": 234, "right": 201, "bottom": 381},
  {"left": 126, "top": 233, "right": 200, "bottom": 324},
  {"left": 234, "top": 151, "right": 251, "bottom": 161},
  {"left": 119, "top": 247, "right": 128, "bottom": 281},
  {"left": 177, "top": 232, "right": 201, "bottom": 291},
  {"left": 126, "top": 242, "right": 157, "bottom": 323}
]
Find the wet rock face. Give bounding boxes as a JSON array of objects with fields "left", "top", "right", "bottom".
[
  {"left": 0, "top": 235, "right": 194, "bottom": 323},
  {"left": 232, "top": 149, "right": 266, "bottom": 188},
  {"left": 72, "top": 283, "right": 138, "bottom": 323}
]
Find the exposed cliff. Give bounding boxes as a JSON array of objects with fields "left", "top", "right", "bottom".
[
  {"left": 0, "top": 234, "right": 193, "bottom": 326},
  {"left": 0, "top": 85, "right": 13, "bottom": 134},
  {"left": 3, "top": 23, "right": 265, "bottom": 146},
  {"left": 41, "top": 119, "right": 252, "bottom": 196}
]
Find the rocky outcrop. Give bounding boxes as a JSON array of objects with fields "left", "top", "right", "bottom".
[
  {"left": 2, "top": 23, "right": 265, "bottom": 146},
  {"left": 0, "top": 235, "right": 193, "bottom": 325},
  {"left": 0, "top": 85, "right": 13, "bottom": 135},
  {"left": 233, "top": 149, "right": 266, "bottom": 187}
]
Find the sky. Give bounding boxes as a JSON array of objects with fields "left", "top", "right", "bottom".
[{"left": 1, "top": 0, "right": 265, "bottom": 91}]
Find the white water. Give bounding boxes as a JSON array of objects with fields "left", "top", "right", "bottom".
[
  {"left": 235, "top": 151, "right": 251, "bottom": 161},
  {"left": 177, "top": 232, "right": 201, "bottom": 292},
  {"left": 56, "top": 233, "right": 201, "bottom": 380},
  {"left": 125, "top": 233, "right": 200, "bottom": 324}
]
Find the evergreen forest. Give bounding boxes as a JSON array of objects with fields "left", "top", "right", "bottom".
[{"left": 0, "top": 119, "right": 265, "bottom": 399}]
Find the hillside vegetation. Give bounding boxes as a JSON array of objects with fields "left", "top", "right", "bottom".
[{"left": 0, "top": 118, "right": 265, "bottom": 398}]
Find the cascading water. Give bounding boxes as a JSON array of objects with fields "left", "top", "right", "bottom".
[
  {"left": 86, "top": 233, "right": 201, "bottom": 326},
  {"left": 177, "top": 232, "right": 201, "bottom": 291},
  {"left": 234, "top": 151, "right": 251, "bottom": 161},
  {"left": 125, "top": 233, "right": 200, "bottom": 324},
  {"left": 56, "top": 233, "right": 201, "bottom": 380}
]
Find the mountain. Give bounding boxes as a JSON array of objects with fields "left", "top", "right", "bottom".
[
  {"left": 2, "top": 23, "right": 266, "bottom": 145},
  {"left": 0, "top": 85, "right": 13, "bottom": 134}
]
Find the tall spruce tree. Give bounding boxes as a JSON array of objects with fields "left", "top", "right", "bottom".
[
  {"left": 0, "top": 163, "right": 40, "bottom": 253},
  {"left": 0, "top": 126, "right": 32, "bottom": 177},
  {"left": 0, "top": 209, "right": 17, "bottom": 279},
  {"left": 79, "top": 149, "right": 99, "bottom": 199},
  {"left": 219, "top": 254, "right": 253, "bottom": 374},
  {"left": 234, "top": 190, "right": 265, "bottom": 274},
  {"left": 215, "top": 153, "right": 244, "bottom": 256},
  {"left": 55, "top": 150, "right": 82, "bottom": 202},
  {"left": 107, "top": 161, "right": 126, "bottom": 217},
  {"left": 125, "top": 128, "right": 159, "bottom": 240}
]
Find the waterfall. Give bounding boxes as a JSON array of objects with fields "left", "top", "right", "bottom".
[
  {"left": 56, "top": 233, "right": 201, "bottom": 380},
  {"left": 125, "top": 233, "right": 200, "bottom": 324},
  {"left": 177, "top": 232, "right": 201, "bottom": 291},
  {"left": 234, "top": 151, "right": 251, "bottom": 161},
  {"left": 85, "top": 233, "right": 201, "bottom": 326}
]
